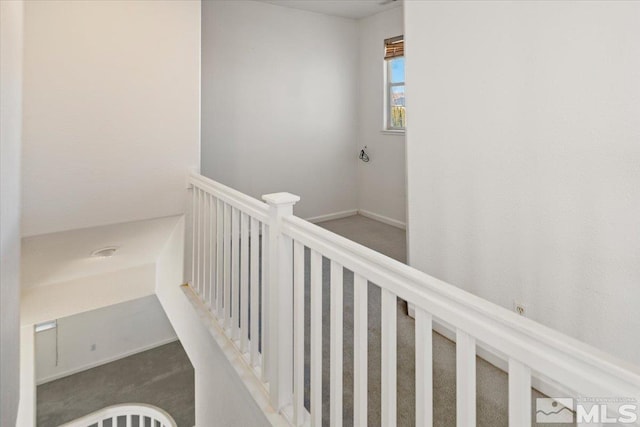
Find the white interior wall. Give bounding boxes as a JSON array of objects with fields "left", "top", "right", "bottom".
[
  {"left": 405, "top": 1, "right": 640, "bottom": 365},
  {"left": 21, "top": 0, "right": 200, "bottom": 237},
  {"left": 201, "top": 0, "right": 359, "bottom": 220},
  {"left": 0, "top": 1, "right": 23, "bottom": 425},
  {"left": 357, "top": 7, "right": 406, "bottom": 227},
  {"left": 35, "top": 295, "right": 177, "bottom": 384}
]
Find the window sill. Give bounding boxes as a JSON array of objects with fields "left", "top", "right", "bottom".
[{"left": 381, "top": 129, "right": 405, "bottom": 136}]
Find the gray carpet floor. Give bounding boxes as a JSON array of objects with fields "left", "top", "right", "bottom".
[
  {"left": 315, "top": 215, "right": 569, "bottom": 427},
  {"left": 36, "top": 341, "right": 194, "bottom": 427}
]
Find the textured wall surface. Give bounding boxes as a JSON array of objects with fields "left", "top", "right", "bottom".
[
  {"left": 201, "top": 0, "right": 359, "bottom": 220},
  {"left": 22, "top": 0, "right": 200, "bottom": 236},
  {"left": 406, "top": 1, "right": 640, "bottom": 365}
]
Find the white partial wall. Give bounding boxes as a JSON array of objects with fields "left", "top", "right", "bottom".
[
  {"left": 156, "top": 217, "right": 270, "bottom": 427},
  {"left": 35, "top": 296, "right": 176, "bottom": 384},
  {"left": 201, "top": 0, "right": 359, "bottom": 221},
  {"left": 406, "top": 1, "right": 640, "bottom": 365},
  {"left": 17, "top": 2, "right": 200, "bottom": 424},
  {"left": 0, "top": 1, "right": 23, "bottom": 425},
  {"left": 21, "top": 0, "right": 200, "bottom": 237},
  {"left": 357, "top": 7, "right": 406, "bottom": 228}
]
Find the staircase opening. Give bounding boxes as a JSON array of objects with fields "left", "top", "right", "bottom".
[{"left": 34, "top": 297, "right": 194, "bottom": 427}]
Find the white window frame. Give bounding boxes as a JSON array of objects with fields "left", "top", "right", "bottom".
[{"left": 384, "top": 56, "right": 405, "bottom": 133}]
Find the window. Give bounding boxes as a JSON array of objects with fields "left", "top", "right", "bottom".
[{"left": 384, "top": 35, "right": 405, "bottom": 131}]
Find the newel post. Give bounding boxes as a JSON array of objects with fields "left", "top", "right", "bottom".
[{"left": 262, "top": 192, "right": 300, "bottom": 411}]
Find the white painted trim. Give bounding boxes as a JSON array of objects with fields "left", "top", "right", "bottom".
[
  {"left": 358, "top": 209, "right": 406, "bottom": 230},
  {"left": 189, "top": 172, "right": 270, "bottom": 223},
  {"left": 36, "top": 337, "right": 179, "bottom": 385},
  {"left": 305, "top": 209, "right": 358, "bottom": 224},
  {"left": 304, "top": 209, "right": 407, "bottom": 230},
  {"left": 380, "top": 129, "right": 405, "bottom": 136}
]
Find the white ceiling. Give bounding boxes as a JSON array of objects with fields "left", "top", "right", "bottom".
[
  {"left": 21, "top": 216, "right": 181, "bottom": 289},
  {"left": 260, "top": 0, "right": 401, "bottom": 20}
]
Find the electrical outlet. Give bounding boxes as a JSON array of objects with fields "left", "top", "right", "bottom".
[
  {"left": 514, "top": 301, "right": 526, "bottom": 316},
  {"left": 90, "top": 344, "right": 96, "bottom": 351}
]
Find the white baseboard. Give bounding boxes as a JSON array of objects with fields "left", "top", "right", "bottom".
[
  {"left": 36, "top": 336, "right": 179, "bottom": 385},
  {"left": 304, "top": 208, "right": 407, "bottom": 230},
  {"left": 358, "top": 209, "right": 406, "bottom": 230},
  {"left": 305, "top": 209, "right": 358, "bottom": 224}
]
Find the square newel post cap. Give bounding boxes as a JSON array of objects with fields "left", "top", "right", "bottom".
[{"left": 262, "top": 192, "right": 300, "bottom": 207}]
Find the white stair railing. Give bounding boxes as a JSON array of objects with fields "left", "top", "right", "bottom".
[
  {"left": 187, "top": 172, "right": 640, "bottom": 426},
  {"left": 58, "top": 403, "right": 176, "bottom": 427}
]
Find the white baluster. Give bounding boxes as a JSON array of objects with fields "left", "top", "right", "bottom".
[
  {"left": 240, "top": 212, "right": 250, "bottom": 352},
  {"left": 223, "top": 203, "right": 232, "bottom": 330},
  {"left": 198, "top": 188, "right": 204, "bottom": 296},
  {"left": 261, "top": 222, "right": 270, "bottom": 382},
  {"left": 293, "top": 240, "right": 305, "bottom": 426},
  {"left": 202, "top": 191, "right": 210, "bottom": 304},
  {"left": 250, "top": 217, "right": 260, "bottom": 367},
  {"left": 191, "top": 186, "right": 197, "bottom": 289},
  {"left": 232, "top": 207, "right": 240, "bottom": 340},
  {"left": 216, "top": 199, "right": 224, "bottom": 317},
  {"left": 381, "top": 289, "right": 397, "bottom": 427},
  {"left": 415, "top": 308, "right": 433, "bottom": 427},
  {"left": 456, "top": 329, "right": 476, "bottom": 427},
  {"left": 194, "top": 187, "right": 201, "bottom": 294},
  {"left": 508, "top": 358, "right": 531, "bottom": 426},
  {"left": 330, "top": 260, "right": 343, "bottom": 427},
  {"left": 310, "top": 249, "right": 323, "bottom": 426},
  {"left": 208, "top": 193, "right": 216, "bottom": 309},
  {"left": 353, "top": 274, "right": 368, "bottom": 427}
]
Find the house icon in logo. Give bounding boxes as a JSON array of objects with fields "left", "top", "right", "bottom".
[{"left": 536, "top": 398, "right": 574, "bottom": 423}]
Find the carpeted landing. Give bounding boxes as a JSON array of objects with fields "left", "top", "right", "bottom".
[{"left": 314, "top": 215, "right": 565, "bottom": 427}]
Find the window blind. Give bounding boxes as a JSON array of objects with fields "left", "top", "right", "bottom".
[{"left": 384, "top": 35, "right": 404, "bottom": 60}]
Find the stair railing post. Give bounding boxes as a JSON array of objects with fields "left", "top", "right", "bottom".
[{"left": 262, "top": 192, "right": 300, "bottom": 412}]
